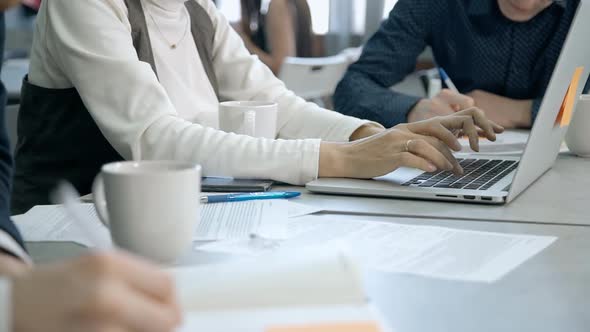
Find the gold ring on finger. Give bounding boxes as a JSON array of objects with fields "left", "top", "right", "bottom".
[{"left": 405, "top": 139, "right": 413, "bottom": 152}]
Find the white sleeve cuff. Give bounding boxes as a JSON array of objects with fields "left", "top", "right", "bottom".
[
  {"left": 0, "top": 279, "right": 11, "bottom": 332},
  {"left": 0, "top": 231, "right": 32, "bottom": 265},
  {"left": 323, "top": 117, "right": 382, "bottom": 143},
  {"left": 299, "top": 139, "right": 322, "bottom": 184}
]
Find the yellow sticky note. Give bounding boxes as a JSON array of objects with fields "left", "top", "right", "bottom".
[
  {"left": 266, "top": 321, "right": 382, "bottom": 332},
  {"left": 555, "top": 66, "right": 585, "bottom": 128}
]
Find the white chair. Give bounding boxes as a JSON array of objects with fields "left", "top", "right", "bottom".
[
  {"left": 5, "top": 104, "right": 19, "bottom": 153},
  {"left": 340, "top": 47, "right": 363, "bottom": 65},
  {"left": 277, "top": 55, "right": 350, "bottom": 101}
]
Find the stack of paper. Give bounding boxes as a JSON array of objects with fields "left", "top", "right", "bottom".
[{"left": 172, "top": 253, "right": 390, "bottom": 332}]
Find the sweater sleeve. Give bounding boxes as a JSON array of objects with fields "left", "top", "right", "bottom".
[{"left": 37, "top": 0, "right": 371, "bottom": 185}]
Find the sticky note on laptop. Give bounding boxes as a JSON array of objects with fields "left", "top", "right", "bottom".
[
  {"left": 266, "top": 321, "right": 382, "bottom": 332},
  {"left": 555, "top": 66, "right": 585, "bottom": 128}
]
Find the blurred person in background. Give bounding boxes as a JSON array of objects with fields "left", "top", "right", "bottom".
[
  {"left": 334, "top": 0, "right": 585, "bottom": 129},
  {"left": 234, "top": 0, "right": 314, "bottom": 74}
]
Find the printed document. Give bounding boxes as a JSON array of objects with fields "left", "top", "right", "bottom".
[
  {"left": 196, "top": 200, "right": 287, "bottom": 240},
  {"left": 198, "top": 217, "right": 557, "bottom": 282},
  {"left": 12, "top": 204, "right": 110, "bottom": 248},
  {"left": 285, "top": 201, "right": 323, "bottom": 218},
  {"left": 14, "top": 200, "right": 320, "bottom": 245}
]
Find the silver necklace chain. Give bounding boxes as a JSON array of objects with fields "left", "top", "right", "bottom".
[{"left": 146, "top": 6, "right": 190, "bottom": 50}]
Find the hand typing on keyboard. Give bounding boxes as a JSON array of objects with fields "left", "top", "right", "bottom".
[
  {"left": 397, "top": 108, "right": 504, "bottom": 153},
  {"left": 318, "top": 108, "right": 504, "bottom": 179}
]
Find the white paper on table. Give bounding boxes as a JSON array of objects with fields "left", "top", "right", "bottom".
[
  {"left": 459, "top": 130, "right": 529, "bottom": 155},
  {"left": 13, "top": 204, "right": 111, "bottom": 248},
  {"left": 172, "top": 252, "right": 389, "bottom": 332},
  {"left": 172, "top": 252, "right": 365, "bottom": 311},
  {"left": 194, "top": 213, "right": 325, "bottom": 255},
  {"left": 14, "top": 200, "right": 294, "bottom": 246},
  {"left": 283, "top": 201, "right": 323, "bottom": 218},
  {"left": 199, "top": 216, "right": 557, "bottom": 283},
  {"left": 196, "top": 200, "right": 290, "bottom": 240}
]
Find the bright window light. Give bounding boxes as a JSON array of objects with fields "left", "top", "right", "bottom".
[
  {"left": 383, "top": 0, "right": 399, "bottom": 19},
  {"left": 352, "top": 0, "right": 366, "bottom": 34},
  {"left": 217, "top": 0, "right": 330, "bottom": 35},
  {"left": 308, "top": 1, "right": 330, "bottom": 35},
  {"left": 217, "top": 0, "right": 241, "bottom": 23}
]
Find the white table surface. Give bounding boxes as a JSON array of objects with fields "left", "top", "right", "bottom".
[
  {"left": 26, "top": 213, "right": 590, "bottom": 332},
  {"left": 281, "top": 152, "right": 590, "bottom": 226},
  {"left": 22, "top": 147, "right": 590, "bottom": 331}
]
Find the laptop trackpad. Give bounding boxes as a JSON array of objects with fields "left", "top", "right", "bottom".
[{"left": 374, "top": 167, "right": 424, "bottom": 185}]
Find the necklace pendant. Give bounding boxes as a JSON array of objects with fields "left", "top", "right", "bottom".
[{"left": 171, "top": 44, "right": 177, "bottom": 49}]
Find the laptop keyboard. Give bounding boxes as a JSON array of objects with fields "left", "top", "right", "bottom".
[{"left": 402, "top": 159, "right": 519, "bottom": 191}]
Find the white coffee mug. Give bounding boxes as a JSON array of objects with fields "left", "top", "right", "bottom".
[
  {"left": 219, "top": 101, "right": 278, "bottom": 138},
  {"left": 92, "top": 161, "right": 201, "bottom": 263},
  {"left": 566, "top": 94, "right": 590, "bottom": 157}
]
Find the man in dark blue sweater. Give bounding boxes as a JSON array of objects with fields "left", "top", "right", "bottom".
[{"left": 334, "top": 0, "right": 584, "bottom": 128}]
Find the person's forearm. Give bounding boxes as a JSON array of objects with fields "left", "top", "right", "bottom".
[
  {"left": 515, "top": 99, "right": 533, "bottom": 128},
  {"left": 334, "top": 71, "right": 422, "bottom": 128},
  {"left": 531, "top": 98, "right": 544, "bottom": 125},
  {"left": 487, "top": 97, "right": 532, "bottom": 128},
  {"left": 318, "top": 142, "right": 341, "bottom": 178},
  {"left": 468, "top": 90, "right": 533, "bottom": 128},
  {"left": 349, "top": 123, "right": 384, "bottom": 141}
]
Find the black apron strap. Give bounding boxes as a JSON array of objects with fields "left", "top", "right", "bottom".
[
  {"left": 124, "top": 0, "right": 159, "bottom": 77},
  {"left": 185, "top": 1, "right": 220, "bottom": 98}
]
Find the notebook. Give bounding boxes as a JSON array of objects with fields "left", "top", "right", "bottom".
[{"left": 172, "top": 253, "right": 391, "bottom": 332}]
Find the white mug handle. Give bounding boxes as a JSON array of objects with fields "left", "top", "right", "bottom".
[
  {"left": 243, "top": 110, "right": 256, "bottom": 137},
  {"left": 92, "top": 174, "right": 110, "bottom": 227}
]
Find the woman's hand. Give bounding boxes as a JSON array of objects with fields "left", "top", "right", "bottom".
[
  {"left": 319, "top": 108, "right": 504, "bottom": 179},
  {"left": 399, "top": 107, "right": 505, "bottom": 152}
]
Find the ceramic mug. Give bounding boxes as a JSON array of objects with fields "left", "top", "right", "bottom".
[
  {"left": 566, "top": 94, "right": 590, "bottom": 157},
  {"left": 218, "top": 101, "right": 278, "bottom": 138},
  {"left": 92, "top": 161, "right": 201, "bottom": 263}
]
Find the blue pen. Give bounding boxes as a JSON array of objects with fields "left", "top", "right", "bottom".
[
  {"left": 201, "top": 191, "right": 301, "bottom": 204},
  {"left": 438, "top": 67, "right": 459, "bottom": 93}
]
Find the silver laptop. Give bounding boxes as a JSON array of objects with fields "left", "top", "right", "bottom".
[{"left": 307, "top": 0, "right": 590, "bottom": 205}]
